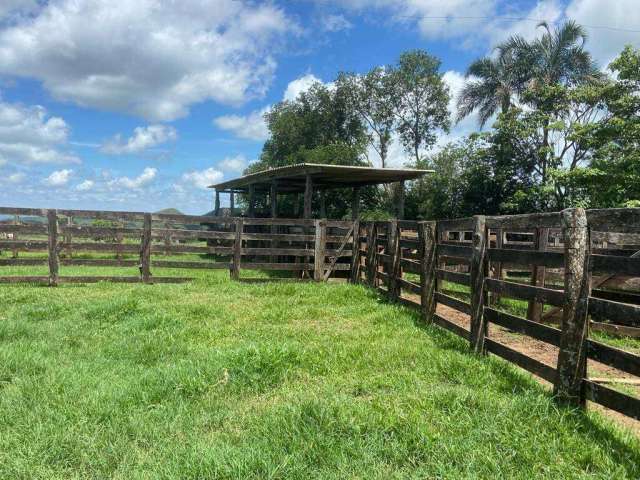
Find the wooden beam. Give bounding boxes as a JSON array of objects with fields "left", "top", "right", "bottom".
[
  {"left": 555, "top": 208, "right": 591, "bottom": 406},
  {"left": 528, "top": 227, "right": 549, "bottom": 321},
  {"left": 469, "top": 215, "right": 488, "bottom": 354},
  {"left": 352, "top": 186, "right": 360, "bottom": 220},
  {"left": 47, "top": 209, "right": 59, "bottom": 286},
  {"left": 314, "top": 219, "right": 326, "bottom": 281},
  {"left": 140, "top": 213, "right": 152, "bottom": 283},
  {"left": 420, "top": 221, "right": 437, "bottom": 323},
  {"left": 304, "top": 174, "right": 313, "bottom": 219}
]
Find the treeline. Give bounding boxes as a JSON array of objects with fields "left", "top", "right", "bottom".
[{"left": 247, "top": 21, "right": 640, "bottom": 220}]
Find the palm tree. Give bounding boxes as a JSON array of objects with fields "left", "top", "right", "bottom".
[{"left": 456, "top": 40, "right": 529, "bottom": 128}]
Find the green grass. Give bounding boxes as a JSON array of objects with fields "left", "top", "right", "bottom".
[{"left": 1, "top": 266, "right": 640, "bottom": 478}]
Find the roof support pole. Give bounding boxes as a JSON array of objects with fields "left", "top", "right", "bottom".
[
  {"left": 319, "top": 190, "right": 326, "bottom": 219},
  {"left": 214, "top": 190, "right": 220, "bottom": 217},
  {"left": 248, "top": 184, "right": 256, "bottom": 218},
  {"left": 270, "top": 180, "right": 278, "bottom": 218},
  {"left": 304, "top": 174, "right": 313, "bottom": 219},
  {"left": 397, "top": 180, "right": 405, "bottom": 220},
  {"left": 352, "top": 186, "right": 360, "bottom": 220},
  {"left": 229, "top": 190, "right": 234, "bottom": 215}
]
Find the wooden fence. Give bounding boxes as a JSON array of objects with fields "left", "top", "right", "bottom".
[
  {"left": 353, "top": 208, "right": 640, "bottom": 420},
  {"left": 0, "top": 207, "right": 355, "bottom": 284}
]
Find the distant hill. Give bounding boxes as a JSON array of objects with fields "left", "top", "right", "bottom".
[{"left": 154, "top": 208, "right": 184, "bottom": 215}]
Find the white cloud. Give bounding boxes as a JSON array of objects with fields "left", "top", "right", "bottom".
[
  {"left": 213, "top": 108, "right": 269, "bottom": 141},
  {"left": 75, "top": 179, "right": 94, "bottom": 191},
  {"left": 101, "top": 125, "right": 177, "bottom": 155},
  {"left": 283, "top": 74, "right": 322, "bottom": 102},
  {"left": 0, "top": 0, "right": 297, "bottom": 121},
  {"left": 218, "top": 154, "right": 247, "bottom": 172},
  {"left": 0, "top": 101, "right": 79, "bottom": 165},
  {"left": 181, "top": 167, "right": 224, "bottom": 190},
  {"left": 7, "top": 172, "right": 25, "bottom": 183},
  {"left": 108, "top": 167, "right": 157, "bottom": 189},
  {"left": 320, "top": 14, "right": 353, "bottom": 32},
  {"left": 214, "top": 74, "right": 323, "bottom": 141},
  {"left": 44, "top": 169, "right": 73, "bottom": 187},
  {"left": 566, "top": 0, "right": 640, "bottom": 66}
]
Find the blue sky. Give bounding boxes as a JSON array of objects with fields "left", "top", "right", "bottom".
[{"left": 0, "top": 0, "right": 637, "bottom": 214}]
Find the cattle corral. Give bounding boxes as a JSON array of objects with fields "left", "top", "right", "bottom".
[{"left": 1, "top": 205, "right": 640, "bottom": 424}]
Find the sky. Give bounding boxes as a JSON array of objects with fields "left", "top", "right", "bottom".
[{"left": 0, "top": 0, "right": 638, "bottom": 214}]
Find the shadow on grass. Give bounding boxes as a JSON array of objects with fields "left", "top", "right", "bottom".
[{"left": 371, "top": 287, "right": 640, "bottom": 474}]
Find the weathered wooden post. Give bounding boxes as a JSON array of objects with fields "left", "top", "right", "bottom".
[
  {"left": 365, "top": 222, "right": 378, "bottom": 287},
  {"left": 47, "top": 209, "right": 59, "bottom": 286},
  {"left": 469, "top": 215, "right": 488, "bottom": 354},
  {"left": 140, "top": 213, "right": 152, "bottom": 283},
  {"left": 231, "top": 217, "right": 243, "bottom": 280},
  {"left": 489, "top": 227, "right": 503, "bottom": 306},
  {"left": 64, "top": 216, "right": 73, "bottom": 259},
  {"left": 314, "top": 219, "right": 326, "bottom": 281},
  {"left": 350, "top": 219, "right": 361, "bottom": 283},
  {"left": 13, "top": 214, "right": 19, "bottom": 258},
  {"left": 555, "top": 208, "right": 591, "bottom": 406},
  {"left": 419, "top": 221, "right": 437, "bottom": 323},
  {"left": 387, "top": 219, "right": 399, "bottom": 299},
  {"left": 527, "top": 227, "right": 549, "bottom": 321}
]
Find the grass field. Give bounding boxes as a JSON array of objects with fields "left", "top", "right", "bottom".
[{"left": 1, "top": 265, "right": 640, "bottom": 478}]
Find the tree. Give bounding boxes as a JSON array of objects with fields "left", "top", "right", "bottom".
[
  {"left": 390, "top": 50, "right": 450, "bottom": 164},
  {"left": 337, "top": 68, "right": 396, "bottom": 168},
  {"left": 456, "top": 46, "right": 528, "bottom": 127}
]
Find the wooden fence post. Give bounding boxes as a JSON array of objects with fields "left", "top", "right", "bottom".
[
  {"left": 365, "top": 222, "right": 378, "bottom": 287},
  {"left": 231, "top": 217, "right": 243, "bottom": 280},
  {"left": 350, "top": 219, "right": 360, "bottom": 283},
  {"left": 47, "top": 209, "right": 59, "bottom": 286},
  {"left": 387, "top": 219, "right": 400, "bottom": 299},
  {"left": 469, "top": 215, "right": 488, "bottom": 353},
  {"left": 314, "top": 219, "right": 326, "bottom": 281},
  {"left": 489, "top": 228, "right": 503, "bottom": 306},
  {"left": 13, "top": 214, "right": 19, "bottom": 258},
  {"left": 527, "top": 227, "right": 549, "bottom": 321},
  {"left": 555, "top": 208, "right": 591, "bottom": 406},
  {"left": 140, "top": 213, "right": 152, "bottom": 283},
  {"left": 64, "top": 216, "right": 73, "bottom": 259},
  {"left": 419, "top": 221, "right": 437, "bottom": 323}
]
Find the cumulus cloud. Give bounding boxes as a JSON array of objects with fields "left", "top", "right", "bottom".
[
  {"left": 181, "top": 167, "right": 224, "bottom": 190},
  {"left": 75, "top": 179, "right": 94, "bottom": 191},
  {"left": 0, "top": 101, "right": 79, "bottom": 165},
  {"left": 108, "top": 167, "right": 157, "bottom": 189},
  {"left": 218, "top": 155, "right": 248, "bottom": 172},
  {"left": 101, "top": 125, "right": 177, "bottom": 155},
  {"left": 213, "top": 108, "right": 270, "bottom": 141},
  {"left": 0, "top": 0, "right": 297, "bottom": 121},
  {"left": 214, "top": 74, "right": 323, "bottom": 141},
  {"left": 44, "top": 169, "right": 73, "bottom": 187},
  {"left": 7, "top": 172, "right": 25, "bottom": 183},
  {"left": 319, "top": 14, "right": 353, "bottom": 33}
]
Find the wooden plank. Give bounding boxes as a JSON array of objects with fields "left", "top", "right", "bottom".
[
  {"left": 398, "top": 278, "right": 421, "bottom": 295},
  {"left": 66, "top": 242, "right": 141, "bottom": 253},
  {"left": 399, "top": 238, "right": 420, "bottom": 249},
  {"left": 152, "top": 260, "right": 230, "bottom": 269},
  {"left": 487, "top": 248, "right": 564, "bottom": 268},
  {"left": 528, "top": 227, "right": 549, "bottom": 321},
  {"left": 435, "top": 292, "right": 471, "bottom": 315},
  {"left": 436, "top": 269, "right": 471, "bottom": 286},
  {"left": 241, "top": 232, "right": 315, "bottom": 242},
  {"left": 400, "top": 258, "right": 421, "bottom": 274},
  {"left": 484, "top": 278, "right": 565, "bottom": 307},
  {"left": 590, "top": 321, "right": 640, "bottom": 338},
  {"left": 433, "top": 313, "right": 470, "bottom": 340},
  {"left": 486, "top": 212, "right": 562, "bottom": 230},
  {"left": 241, "top": 247, "right": 314, "bottom": 256},
  {"left": 0, "top": 275, "right": 50, "bottom": 284},
  {"left": 365, "top": 223, "right": 378, "bottom": 287},
  {"left": 591, "top": 254, "right": 640, "bottom": 276},
  {"left": 140, "top": 213, "right": 152, "bottom": 283},
  {"left": 314, "top": 219, "right": 326, "bottom": 281},
  {"left": 151, "top": 213, "right": 233, "bottom": 224},
  {"left": 398, "top": 220, "right": 419, "bottom": 230},
  {"left": 484, "top": 307, "right": 561, "bottom": 346},
  {"left": 151, "top": 245, "right": 233, "bottom": 255},
  {"left": 61, "top": 259, "right": 138, "bottom": 267},
  {"left": 57, "top": 208, "right": 145, "bottom": 221},
  {"left": 350, "top": 220, "right": 361, "bottom": 283},
  {"left": 587, "top": 339, "right": 640, "bottom": 376},
  {"left": 420, "top": 221, "right": 437, "bottom": 323},
  {"left": 231, "top": 218, "right": 243, "bottom": 280},
  {"left": 387, "top": 220, "right": 400, "bottom": 299},
  {"left": 588, "top": 297, "right": 640, "bottom": 327},
  {"left": 437, "top": 244, "right": 472, "bottom": 259},
  {"left": 151, "top": 229, "right": 235, "bottom": 240},
  {"left": 0, "top": 240, "right": 48, "bottom": 251},
  {"left": 324, "top": 224, "right": 354, "bottom": 281},
  {"left": 555, "top": 208, "right": 591, "bottom": 406},
  {"left": 469, "top": 215, "right": 488, "bottom": 353},
  {"left": 587, "top": 208, "right": 640, "bottom": 233},
  {"left": 241, "top": 263, "right": 314, "bottom": 271},
  {"left": 0, "top": 224, "right": 48, "bottom": 235},
  {"left": 243, "top": 218, "right": 316, "bottom": 227},
  {"left": 583, "top": 380, "right": 640, "bottom": 420},
  {"left": 0, "top": 207, "right": 45, "bottom": 216},
  {"left": 437, "top": 217, "right": 474, "bottom": 232},
  {"left": 0, "top": 258, "right": 47, "bottom": 266},
  {"left": 485, "top": 338, "right": 557, "bottom": 383},
  {"left": 592, "top": 289, "right": 640, "bottom": 305},
  {"left": 61, "top": 225, "right": 143, "bottom": 238},
  {"left": 47, "top": 209, "right": 59, "bottom": 286}
]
